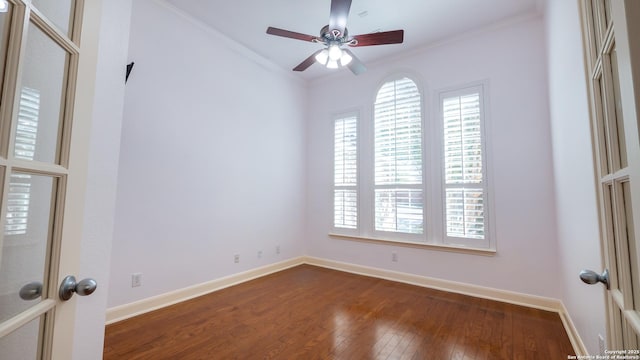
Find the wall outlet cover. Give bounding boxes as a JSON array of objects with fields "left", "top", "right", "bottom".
[{"left": 131, "top": 273, "right": 142, "bottom": 288}]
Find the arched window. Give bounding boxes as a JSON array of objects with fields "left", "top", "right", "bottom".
[
  {"left": 330, "top": 77, "right": 491, "bottom": 250},
  {"left": 374, "top": 77, "right": 423, "bottom": 234}
]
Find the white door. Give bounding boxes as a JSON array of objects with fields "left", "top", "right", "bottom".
[
  {"left": 580, "top": 0, "right": 640, "bottom": 351},
  {"left": 0, "top": 0, "right": 101, "bottom": 359}
]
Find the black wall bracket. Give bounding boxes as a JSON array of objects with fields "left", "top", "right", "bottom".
[{"left": 125, "top": 62, "right": 135, "bottom": 83}]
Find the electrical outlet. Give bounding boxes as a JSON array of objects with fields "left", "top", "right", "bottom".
[
  {"left": 257, "top": 250, "right": 263, "bottom": 259},
  {"left": 131, "top": 273, "right": 142, "bottom": 288},
  {"left": 276, "top": 245, "right": 280, "bottom": 255},
  {"left": 598, "top": 334, "right": 605, "bottom": 355},
  {"left": 234, "top": 254, "right": 240, "bottom": 263},
  {"left": 392, "top": 252, "right": 398, "bottom": 262}
]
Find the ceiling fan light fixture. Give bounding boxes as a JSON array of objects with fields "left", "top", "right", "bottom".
[
  {"left": 340, "top": 51, "right": 352, "bottom": 66},
  {"left": 315, "top": 49, "right": 329, "bottom": 65},
  {"left": 266, "top": 0, "right": 404, "bottom": 75},
  {"left": 328, "top": 44, "right": 342, "bottom": 61}
]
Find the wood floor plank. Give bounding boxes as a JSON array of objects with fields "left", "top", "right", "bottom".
[{"left": 104, "top": 265, "right": 575, "bottom": 359}]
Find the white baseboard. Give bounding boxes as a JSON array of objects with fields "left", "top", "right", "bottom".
[
  {"left": 558, "top": 302, "right": 589, "bottom": 356},
  {"left": 105, "top": 255, "right": 587, "bottom": 356},
  {"left": 303, "top": 256, "right": 561, "bottom": 311},
  {"left": 105, "top": 256, "right": 305, "bottom": 324}
]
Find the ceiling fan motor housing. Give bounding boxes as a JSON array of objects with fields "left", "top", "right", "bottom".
[{"left": 319, "top": 25, "right": 352, "bottom": 45}]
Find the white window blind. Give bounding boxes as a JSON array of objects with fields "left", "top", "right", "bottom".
[
  {"left": 442, "top": 90, "right": 486, "bottom": 240},
  {"left": 5, "top": 87, "right": 40, "bottom": 236},
  {"left": 334, "top": 115, "right": 357, "bottom": 229},
  {"left": 14, "top": 87, "right": 40, "bottom": 160},
  {"left": 374, "top": 78, "right": 423, "bottom": 234}
]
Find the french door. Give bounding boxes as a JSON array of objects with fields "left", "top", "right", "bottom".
[
  {"left": 0, "top": 0, "right": 100, "bottom": 359},
  {"left": 580, "top": 0, "right": 640, "bottom": 351}
]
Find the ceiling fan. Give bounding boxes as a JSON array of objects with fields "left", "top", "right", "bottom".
[{"left": 265, "top": 0, "right": 404, "bottom": 75}]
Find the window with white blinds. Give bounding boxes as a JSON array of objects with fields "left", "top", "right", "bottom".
[
  {"left": 5, "top": 87, "right": 40, "bottom": 236},
  {"left": 441, "top": 87, "right": 487, "bottom": 243},
  {"left": 334, "top": 115, "right": 358, "bottom": 229},
  {"left": 374, "top": 77, "right": 423, "bottom": 235},
  {"left": 330, "top": 78, "right": 492, "bottom": 251}
]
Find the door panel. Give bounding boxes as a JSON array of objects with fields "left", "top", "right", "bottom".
[
  {"left": 0, "top": 1, "right": 101, "bottom": 358},
  {"left": 581, "top": 0, "right": 640, "bottom": 352},
  {"left": 29, "top": 1, "right": 74, "bottom": 37},
  {"left": 16, "top": 21, "right": 69, "bottom": 165},
  {"left": 0, "top": 173, "right": 55, "bottom": 322},
  {"left": 0, "top": 315, "right": 42, "bottom": 360}
]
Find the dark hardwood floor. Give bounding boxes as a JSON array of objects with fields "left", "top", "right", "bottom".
[{"left": 103, "top": 264, "right": 575, "bottom": 359}]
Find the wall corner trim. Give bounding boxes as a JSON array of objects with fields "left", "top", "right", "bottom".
[{"left": 105, "top": 255, "right": 587, "bottom": 356}]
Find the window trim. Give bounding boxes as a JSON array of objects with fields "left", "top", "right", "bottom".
[
  {"left": 329, "top": 75, "right": 495, "bottom": 254},
  {"left": 331, "top": 110, "right": 360, "bottom": 236},
  {"left": 436, "top": 81, "right": 494, "bottom": 250},
  {"left": 370, "top": 74, "right": 427, "bottom": 242},
  {"left": 328, "top": 232, "right": 496, "bottom": 256}
]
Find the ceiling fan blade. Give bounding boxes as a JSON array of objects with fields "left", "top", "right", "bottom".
[
  {"left": 328, "top": 0, "right": 352, "bottom": 36},
  {"left": 350, "top": 30, "right": 404, "bottom": 47},
  {"left": 343, "top": 49, "right": 366, "bottom": 75},
  {"left": 266, "top": 27, "right": 318, "bottom": 42},
  {"left": 293, "top": 50, "right": 323, "bottom": 72}
]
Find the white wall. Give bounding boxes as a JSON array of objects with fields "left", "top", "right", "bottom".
[
  {"left": 107, "top": 0, "right": 307, "bottom": 308},
  {"left": 543, "top": 0, "right": 607, "bottom": 355},
  {"left": 306, "top": 16, "right": 561, "bottom": 298},
  {"left": 72, "top": 0, "right": 132, "bottom": 358}
]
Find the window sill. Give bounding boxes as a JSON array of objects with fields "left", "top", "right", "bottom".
[{"left": 328, "top": 233, "right": 497, "bottom": 256}]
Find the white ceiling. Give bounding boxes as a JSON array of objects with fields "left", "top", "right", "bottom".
[{"left": 165, "top": 0, "right": 542, "bottom": 80}]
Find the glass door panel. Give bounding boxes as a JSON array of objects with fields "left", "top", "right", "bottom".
[
  {"left": 0, "top": 316, "right": 43, "bottom": 360},
  {"left": 30, "top": 0, "right": 74, "bottom": 37},
  {"left": 0, "top": 173, "right": 56, "bottom": 322},
  {"left": 594, "top": 71, "right": 611, "bottom": 175},
  {"left": 13, "top": 22, "right": 69, "bottom": 164},
  {"left": 607, "top": 44, "right": 627, "bottom": 168}
]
